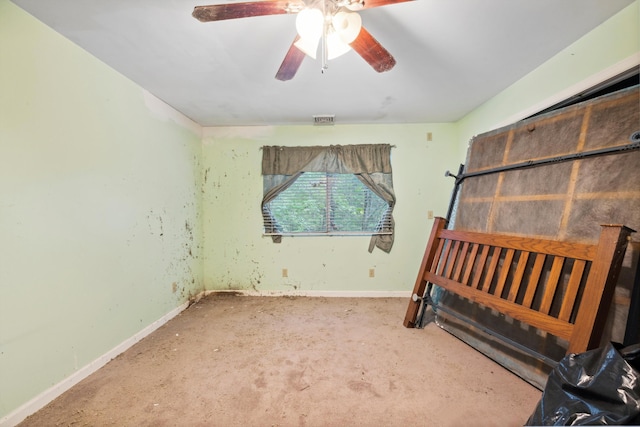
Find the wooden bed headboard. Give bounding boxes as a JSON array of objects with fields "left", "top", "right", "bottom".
[{"left": 404, "top": 217, "right": 634, "bottom": 358}]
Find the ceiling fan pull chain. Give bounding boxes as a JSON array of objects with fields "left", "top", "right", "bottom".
[
  {"left": 321, "top": 28, "right": 329, "bottom": 72},
  {"left": 321, "top": 2, "right": 329, "bottom": 72}
]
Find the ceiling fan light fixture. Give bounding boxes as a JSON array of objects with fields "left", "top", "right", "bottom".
[
  {"left": 294, "top": 7, "right": 323, "bottom": 59},
  {"left": 332, "top": 10, "right": 362, "bottom": 44},
  {"left": 326, "top": 10, "right": 362, "bottom": 59},
  {"left": 294, "top": 36, "right": 320, "bottom": 59},
  {"left": 326, "top": 33, "right": 350, "bottom": 60},
  {"left": 295, "top": 8, "right": 323, "bottom": 39}
]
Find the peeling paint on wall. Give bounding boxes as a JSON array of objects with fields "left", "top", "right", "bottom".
[{"left": 147, "top": 209, "right": 166, "bottom": 237}]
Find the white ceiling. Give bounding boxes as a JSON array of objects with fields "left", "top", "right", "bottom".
[{"left": 11, "top": 0, "right": 634, "bottom": 127}]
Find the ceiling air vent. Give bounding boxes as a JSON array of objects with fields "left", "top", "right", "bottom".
[{"left": 313, "top": 115, "right": 335, "bottom": 126}]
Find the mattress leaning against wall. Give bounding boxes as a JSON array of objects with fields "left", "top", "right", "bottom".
[{"left": 439, "top": 86, "right": 640, "bottom": 388}]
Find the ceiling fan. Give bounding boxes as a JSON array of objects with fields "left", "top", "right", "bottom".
[{"left": 192, "top": 0, "right": 413, "bottom": 81}]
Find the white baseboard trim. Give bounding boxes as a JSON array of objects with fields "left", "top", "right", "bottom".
[
  {"left": 0, "top": 299, "right": 194, "bottom": 427},
  {"left": 203, "top": 289, "right": 411, "bottom": 298}
]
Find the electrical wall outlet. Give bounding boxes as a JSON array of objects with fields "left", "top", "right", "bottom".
[
  {"left": 426, "top": 132, "right": 433, "bottom": 141},
  {"left": 282, "top": 268, "right": 288, "bottom": 278},
  {"left": 369, "top": 268, "right": 375, "bottom": 278},
  {"left": 427, "top": 210, "right": 434, "bottom": 219}
]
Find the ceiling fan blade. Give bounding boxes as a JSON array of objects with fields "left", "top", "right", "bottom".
[
  {"left": 275, "top": 35, "right": 306, "bottom": 81},
  {"left": 193, "top": 1, "right": 301, "bottom": 22},
  {"left": 361, "top": 0, "right": 414, "bottom": 10},
  {"left": 349, "top": 26, "right": 396, "bottom": 73}
]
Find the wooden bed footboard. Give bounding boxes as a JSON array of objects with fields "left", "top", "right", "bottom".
[{"left": 404, "top": 217, "right": 634, "bottom": 357}]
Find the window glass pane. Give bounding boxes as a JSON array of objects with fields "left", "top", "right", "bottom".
[{"left": 268, "top": 173, "right": 326, "bottom": 233}]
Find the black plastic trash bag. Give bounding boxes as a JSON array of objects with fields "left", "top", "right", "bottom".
[{"left": 526, "top": 342, "right": 640, "bottom": 426}]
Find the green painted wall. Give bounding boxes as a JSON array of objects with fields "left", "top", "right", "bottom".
[
  {"left": 0, "top": 0, "right": 203, "bottom": 419},
  {"left": 457, "top": 0, "right": 640, "bottom": 156},
  {"left": 201, "top": 124, "right": 460, "bottom": 293},
  {"left": 199, "top": 1, "right": 640, "bottom": 297},
  {"left": 2, "top": 0, "right": 639, "bottom": 422}
]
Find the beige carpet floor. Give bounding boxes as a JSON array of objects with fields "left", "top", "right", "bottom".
[{"left": 19, "top": 294, "right": 541, "bottom": 426}]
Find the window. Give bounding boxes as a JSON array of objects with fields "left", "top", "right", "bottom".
[
  {"left": 263, "top": 172, "right": 392, "bottom": 235},
  {"left": 261, "top": 144, "right": 396, "bottom": 253}
]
